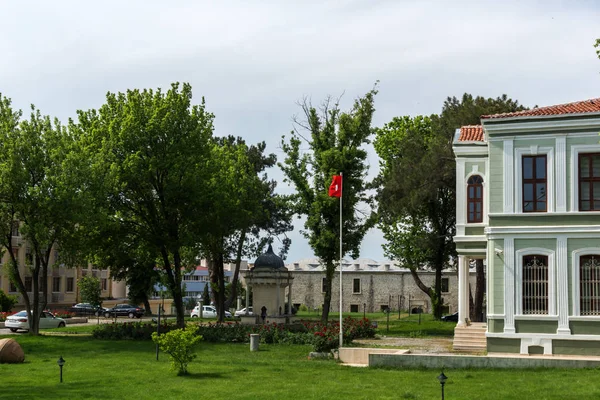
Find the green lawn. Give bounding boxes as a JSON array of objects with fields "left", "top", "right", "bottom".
[{"left": 1, "top": 334, "right": 600, "bottom": 399}]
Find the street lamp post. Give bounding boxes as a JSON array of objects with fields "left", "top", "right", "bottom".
[
  {"left": 437, "top": 371, "right": 448, "bottom": 400},
  {"left": 57, "top": 356, "right": 65, "bottom": 383}
]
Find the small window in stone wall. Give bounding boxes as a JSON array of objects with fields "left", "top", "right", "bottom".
[
  {"left": 441, "top": 278, "right": 449, "bottom": 293},
  {"left": 350, "top": 304, "right": 359, "bottom": 313},
  {"left": 66, "top": 277, "right": 74, "bottom": 292},
  {"left": 322, "top": 277, "right": 327, "bottom": 293},
  {"left": 353, "top": 278, "right": 361, "bottom": 293}
]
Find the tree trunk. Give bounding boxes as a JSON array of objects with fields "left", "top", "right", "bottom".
[
  {"left": 160, "top": 248, "right": 185, "bottom": 328},
  {"left": 225, "top": 230, "right": 246, "bottom": 310},
  {"left": 473, "top": 259, "right": 485, "bottom": 322},
  {"left": 321, "top": 274, "right": 332, "bottom": 323}
]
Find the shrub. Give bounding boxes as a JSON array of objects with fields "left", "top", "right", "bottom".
[
  {"left": 92, "top": 321, "right": 178, "bottom": 340},
  {"left": 0, "top": 289, "right": 18, "bottom": 312},
  {"left": 152, "top": 326, "right": 202, "bottom": 375},
  {"left": 298, "top": 304, "right": 308, "bottom": 312}
]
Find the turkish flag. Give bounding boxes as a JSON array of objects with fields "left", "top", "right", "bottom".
[{"left": 328, "top": 175, "right": 342, "bottom": 197}]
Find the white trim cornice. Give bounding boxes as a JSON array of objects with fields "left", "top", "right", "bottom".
[
  {"left": 484, "top": 116, "right": 600, "bottom": 135},
  {"left": 452, "top": 146, "right": 489, "bottom": 156},
  {"left": 486, "top": 225, "right": 600, "bottom": 235}
]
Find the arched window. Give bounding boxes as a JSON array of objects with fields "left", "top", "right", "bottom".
[
  {"left": 580, "top": 255, "right": 600, "bottom": 315},
  {"left": 467, "top": 175, "right": 483, "bottom": 223},
  {"left": 522, "top": 255, "right": 548, "bottom": 315}
]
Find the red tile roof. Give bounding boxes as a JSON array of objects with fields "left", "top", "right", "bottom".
[
  {"left": 458, "top": 125, "right": 484, "bottom": 142},
  {"left": 481, "top": 98, "right": 600, "bottom": 119}
]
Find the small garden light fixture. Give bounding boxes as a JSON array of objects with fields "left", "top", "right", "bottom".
[
  {"left": 57, "top": 356, "right": 66, "bottom": 383},
  {"left": 437, "top": 371, "right": 448, "bottom": 400}
]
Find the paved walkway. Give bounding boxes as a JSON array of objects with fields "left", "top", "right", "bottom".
[{"left": 354, "top": 336, "right": 454, "bottom": 354}]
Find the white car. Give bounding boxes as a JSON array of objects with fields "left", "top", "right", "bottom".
[
  {"left": 190, "top": 305, "right": 232, "bottom": 318},
  {"left": 5, "top": 310, "right": 66, "bottom": 332},
  {"left": 234, "top": 307, "right": 253, "bottom": 317}
]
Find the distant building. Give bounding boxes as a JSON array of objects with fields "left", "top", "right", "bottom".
[{"left": 267, "top": 258, "right": 476, "bottom": 315}]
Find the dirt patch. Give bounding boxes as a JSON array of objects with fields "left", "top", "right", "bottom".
[{"left": 354, "top": 336, "right": 454, "bottom": 354}]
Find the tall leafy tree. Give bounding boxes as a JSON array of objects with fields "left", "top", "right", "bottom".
[
  {"left": 375, "top": 94, "right": 526, "bottom": 319},
  {"left": 280, "top": 88, "right": 378, "bottom": 322},
  {"left": 76, "top": 83, "right": 215, "bottom": 328},
  {"left": 0, "top": 95, "right": 81, "bottom": 334}
]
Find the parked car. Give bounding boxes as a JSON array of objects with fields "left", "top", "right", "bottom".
[
  {"left": 69, "top": 303, "right": 107, "bottom": 316},
  {"left": 441, "top": 312, "right": 459, "bottom": 322},
  {"left": 5, "top": 310, "right": 66, "bottom": 332},
  {"left": 234, "top": 307, "right": 253, "bottom": 317},
  {"left": 191, "top": 305, "right": 232, "bottom": 318},
  {"left": 104, "top": 304, "right": 145, "bottom": 319}
]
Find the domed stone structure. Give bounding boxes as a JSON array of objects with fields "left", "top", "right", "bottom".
[{"left": 242, "top": 244, "right": 295, "bottom": 325}]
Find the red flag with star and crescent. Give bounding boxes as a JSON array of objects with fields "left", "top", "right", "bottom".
[{"left": 328, "top": 175, "right": 342, "bottom": 197}]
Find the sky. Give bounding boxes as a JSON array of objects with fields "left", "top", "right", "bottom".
[{"left": 1, "top": 0, "right": 599, "bottom": 263}]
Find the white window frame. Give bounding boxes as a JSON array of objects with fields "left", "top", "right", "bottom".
[
  {"left": 570, "top": 145, "right": 600, "bottom": 212},
  {"left": 466, "top": 172, "right": 485, "bottom": 224},
  {"left": 515, "top": 146, "right": 554, "bottom": 214},
  {"left": 571, "top": 248, "right": 600, "bottom": 317},
  {"left": 515, "top": 248, "right": 556, "bottom": 317}
]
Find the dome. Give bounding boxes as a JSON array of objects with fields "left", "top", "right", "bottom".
[{"left": 252, "top": 244, "right": 285, "bottom": 270}]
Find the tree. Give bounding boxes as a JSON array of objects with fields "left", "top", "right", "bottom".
[
  {"left": 202, "top": 284, "right": 210, "bottom": 306},
  {"left": 0, "top": 95, "right": 82, "bottom": 334},
  {"left": 280, "top": 87, "right": 378, "bottom": 322},
  {"left": 199, "top": 136, "right": 293, "bottom": 322},
  {"left": 79, "top": 275, "right": 102, "bottom": 307},
  {"left": 595, "top": 38, "right": 600, "bottom": 59},
  {"left": 374, "top": 94, "right": 526, "bottom": 319},
  {"left": 77, "top": 83, "right": 215, "bottom": 328}
]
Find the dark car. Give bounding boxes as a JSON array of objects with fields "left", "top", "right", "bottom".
[
  {"left": 69, "top": 303, "right": 106, "bottom": 316},
  {"left": 104, "top": 304, "right": 145, "bottom": 319},
  {"left": 441, "top": 312, "right": 459, "bottom": 322}
]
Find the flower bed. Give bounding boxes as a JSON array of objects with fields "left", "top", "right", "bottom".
[{"left": 197, "top": 317, "right": 376, "bottom": 352}]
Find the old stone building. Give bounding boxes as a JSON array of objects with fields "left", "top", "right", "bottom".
[{"left": 285, "top": 258, "right": 477, "bottom": 315}]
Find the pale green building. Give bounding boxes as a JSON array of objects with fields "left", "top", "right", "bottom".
[{"left": 453, "top": 98, "right": 600, "bottom": 355}]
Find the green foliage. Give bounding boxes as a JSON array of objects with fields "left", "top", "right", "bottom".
[
  {"left": 0, "top": 289, "right": 18, "bottom": 312},
  {"left": 279, "top": 86, "right": 378, "bottom": 321},
  {"left": 196, "top": 318, "right": 375, "bottom": 353},
  {"left": 298, "top": 304, "right": 308, "bottom": 312},
  {"left": 202, "top": 284, "right": 210, "bottom": 305},
  {"left": 79, "top": 275, "right": 102, "bottom": 307},
  {"left": 152, "top": 325, "right": 202, "bottom": 375},
  {"left": 374, "top": 94, "right": 526, "bottom": 319},
  {"left": 76, "top": 82, "right": 216, "bottom": 328},
  {"left": 595, "top": 38, "right": 600, "bottom": 59},
  {"left": 92, "top": 321, "right": 178, "bottom": 340}
]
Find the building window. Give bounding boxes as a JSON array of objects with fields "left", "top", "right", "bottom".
[
  {"left": 579, "top": 153, "right": 600, "bottom": 211},
  {"left": 467, "top": 175, "right": 483, "bottom": 223},
  {"left": 522, "top": 155, "right": 547, "bottom": 212},
  {"left": 9, "top": 280, "right": 17, "bottom": 292},
  {"left": 322, "top": 277, "right": 327, "bottom": 293},
  {"left": 353, "top": 278, "right": 361, "bottom": 294},
  {"left": 441, "top": 278, "right": 449, "bottom": 293},
  {"left": 101, "top": 278, "right": 107, "bottom": 291},
  {"left": 350, "top": 304, "right": 359, "bottom": 313},
  {"left": 52, "top": 277, "right": 61, "bottom": 293},
  {"left": 579, "top": 255, "right": 600, "bottom": 315},
  {"left": 66, "top": 277, "right": 74, "bottom": 292},
  {"left": 11, "top": 221, "right": 19, "bottom": 237},
  {"left": 522, "top": 255, "right": 548, "bottom": 315},
  {"left": 24, "top": 276, "right": 32, "bottom": 292},
  {"left": 25, "top": 248, "right": 33, "bottom": 265}
]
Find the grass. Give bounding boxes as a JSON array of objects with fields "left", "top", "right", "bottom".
[{"left": 1, "top": 334, "right": 600, "bottom": 399}]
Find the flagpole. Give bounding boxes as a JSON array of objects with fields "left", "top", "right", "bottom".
[{"left": 339, "top": 171, "right": 343, "bottom": 348}]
